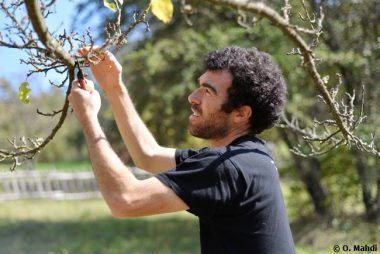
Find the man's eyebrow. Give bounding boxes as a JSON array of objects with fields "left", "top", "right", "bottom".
[{"left": 198, "top": 79, "right": 218, "bottom": 95}]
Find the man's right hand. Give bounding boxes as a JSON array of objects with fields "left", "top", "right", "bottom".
[{"left": 78, "top": 47, "right": 123, "bottom": 92}]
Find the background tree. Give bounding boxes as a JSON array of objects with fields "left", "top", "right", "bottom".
[
  {"left": 0, "top": 0, "right": 152, "bottom": 169},
  {"left": 0, "top": 78, "right": 87, "bottom": 164},
  {"left": 82, "top": 0, "right": 379, "bottom": 221},
  {"left": 112, "top": 1, "right": 335, "bottom": 218},
  {"left": 1, "top": 0, "right": 379, "bottom": 222},
  {"left": 314, "top": 0, "right": 380, "bottom": 221}
]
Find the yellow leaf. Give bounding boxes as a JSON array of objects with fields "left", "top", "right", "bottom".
[
  {"left": 151, "top": 0, "right": 173, "bottom": 24},
  {"left": 103, "top": 0, "right": 117, "bottom": 12},
  {"left": 19, "top": 82, "right": 31, "bottom": 104}
]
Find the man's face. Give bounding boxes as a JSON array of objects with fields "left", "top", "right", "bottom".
[{"left": 187, "top": 70, "right": 233, "bottom": 139}]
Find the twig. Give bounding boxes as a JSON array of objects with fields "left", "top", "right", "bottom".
[
  {"left": 0, "top": 0, "right": 152, "bottom": 170},
  {"left": 36, "top": 109, "right": 63, "bottom": 117},
  {"left": 204, "top": 0, "right": 379, "bottom": 157}
]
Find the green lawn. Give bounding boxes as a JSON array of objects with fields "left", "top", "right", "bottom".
[
  {"left": 0, "top": 199, "right": 378, "bottom": 254},
  {"left": 0, "top": 200, "right": 199, "bottom": 254},
  {"left": 0, "top": 165, "right": 378, "bottom": 253},
  {"left": 36, "top": 161, "right": 93, "bottom": 172}
]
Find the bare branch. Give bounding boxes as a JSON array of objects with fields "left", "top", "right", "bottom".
[
  {"left": 204, "top": 0, "right": 380, "bottom": 157},
  {"left": 36, "top": 108, "right": 63, "bottom": 117},
  {"left": 0, "top": 69, "right": 74, "bottom": 171},
  {"left": 100, "top": 3, "right": 151, "bottom": 51},
  {"left": 180, "top": 0, "right": 198, "bottom": 26},
  {"left": 282, "top": 0, "right": 291, "bottom": 22},
  {"left": 0, "top": 0, "right": 152, "bottom": 170},
  {"left": 24, "top": 0, "right": 75, "bottom": 67},
  {"left": 0, "top": 0, "right": 76, "bottom": 170}
]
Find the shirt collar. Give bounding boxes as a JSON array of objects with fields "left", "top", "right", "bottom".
[{"left": 228, "top": 134, "right": 264, "bottom": 146}]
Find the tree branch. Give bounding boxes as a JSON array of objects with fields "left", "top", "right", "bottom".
[
  {"left": 24, "top": 0, "right": 75, "bottom": 68},
  {"left": 1, "top": 0, "right": 152, "bottom": 170},
  {"left": 203, "top": 0, "right": 379, "bottom": 157},
  {"left": 0, "top": 70, "right": 73, "bottom": 171},
  {"left": 0, "top": 0, "right": 76, "bottom": 170}
]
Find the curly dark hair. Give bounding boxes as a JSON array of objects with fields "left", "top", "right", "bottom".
[{"left": 204, "top": 46, "right": 287, "bottom": 134}]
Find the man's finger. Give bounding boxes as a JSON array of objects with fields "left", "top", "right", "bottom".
[
  {"left": 105, "top": 51, "right": 117, "bottom": 63},
  {"left": 77, "top": 46, "right": 104, "bottom": 58},
  {"left": 72, "top": 79, "right": 95, "bottom": 93},
  {"left": 71, "top": 80, "right": 81, "bottom": 89},
  {"left": 78, "top": 46, "right": 116, "bottom": 63},
  {"left": 71, "top": 80, "right": 86, "bottom": 92},
  {"left": 77, "top": 46, "right": 99, "bottom": 56},
  {"left": 77, "top": 47, "right": 104, "bottom": 67},
  {"left": 103, "top": 51, "right": 122, "bottom": 70},
  {"left": 83, "top": 79, "right": 95, "bottom": 92}
]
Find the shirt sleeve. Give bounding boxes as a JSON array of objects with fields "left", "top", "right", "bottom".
[
  {"left": 174, "top": 147, "right": 208, "bottom": 165},
  {"left": 156, "top": 148, "right": 230, "bottom": 219}
]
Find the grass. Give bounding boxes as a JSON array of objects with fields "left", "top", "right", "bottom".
[
  {"left": 1, "top": 199, "right": 379, "bottom": 254},
  {"left": 0, "top": 165, "right": 378, "bottom": 253},
  {"left": 35, "top": 161, "right": 93, "bottom": 172},
  {"left": 0, "top": 200, "right": 199, "bottom": 254},
  {"left": 293, "top": 214, "right": 379, "bottom": 254}
]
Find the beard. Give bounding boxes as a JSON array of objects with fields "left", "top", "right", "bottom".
[{"left": 188, "top": 105, "right": 231, "bottom": 140}]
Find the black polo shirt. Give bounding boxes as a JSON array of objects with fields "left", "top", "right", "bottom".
[{"left": 156, "top": 136, "right": 295, "bottom": 254}]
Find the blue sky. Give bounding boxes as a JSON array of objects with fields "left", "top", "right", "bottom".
[
  {"left": 0, "top": 1, "right": 92, "bottom": 94},
  {"left": 0, "top": 1, "right": 148, "bottom": 97}
]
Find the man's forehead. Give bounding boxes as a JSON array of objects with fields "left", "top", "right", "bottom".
[{"left": 198, "top": 70, "right": 232, "bottom": 90}]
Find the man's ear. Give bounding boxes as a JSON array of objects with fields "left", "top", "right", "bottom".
[{"left": 233, "top": 105, "right": 252, "bottom": 124}]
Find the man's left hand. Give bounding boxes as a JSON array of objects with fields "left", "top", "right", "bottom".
[{"left": 68, "top": 79, "right": 101, "bottom": 126}]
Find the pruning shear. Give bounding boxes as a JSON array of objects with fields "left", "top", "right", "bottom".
[{"left": 76, "top": 60, "right": 88, "bottom": 90}]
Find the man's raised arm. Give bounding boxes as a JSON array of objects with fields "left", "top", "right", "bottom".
[{"left": 78, "top": 48, "right": 176, "bottom": 173}]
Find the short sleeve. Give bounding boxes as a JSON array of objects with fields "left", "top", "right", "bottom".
[
  {"left": 156, "top": 149, "right": 228, "bottom": 219},
  {"left": 174, "top": 147, "right": 208, "bottom": 165}
]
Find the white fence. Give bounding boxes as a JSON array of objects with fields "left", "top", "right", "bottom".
[{"left": 0, "top": 168, "right": 150, "bottom": 201}]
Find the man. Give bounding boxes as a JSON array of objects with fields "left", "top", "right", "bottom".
[{"left": 69, "top": 46, "right": 295, "bottom": 253}]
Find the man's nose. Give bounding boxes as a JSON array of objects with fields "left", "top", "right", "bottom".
[{"left": 188, "top": 88, "right": 201, "bottom": 104}]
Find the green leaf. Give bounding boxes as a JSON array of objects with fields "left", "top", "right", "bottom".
[
  {"left": 103, "top": 0, "right": 117, "bottom": 12},
  {"left": 151, "top": 0, "right": 173, "bottom": 24},
  {"left": 19, "top": 82, "right": 31, "bottom": 104}
]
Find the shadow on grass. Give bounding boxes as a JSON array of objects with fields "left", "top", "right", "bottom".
[
  {"left": 0, "top": 215, "right": 200, "bottom": 254},
  {"left": 291, "top": 213, "right": 380, "bottom": 253}
]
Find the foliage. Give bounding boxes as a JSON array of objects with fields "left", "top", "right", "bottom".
[
  {"left": 0, "top": 0, "right": 153, "bottom": 169},
  {"left": 18, "top": 82, "right": 31, "bottom": 104},
  {"left": 121, "top": 8, "right": 251, "bottom": 147},
  {"left": 102, "top": 0, "right": 173, "bottom": 23},
  {"left": 0, "top": 79, "right": 87, "bottom": 164},
  {"left": 0, "top": 0, "right": 379, "bottom": 221},
  {"left": 151, "top": 0, "right": 174, "bottom": 24},
  {"left": 103, "top": 0, "right": 118, "bottom": 12},
  {"left": 109, "top": 0, "right": 380, "bottom": 219}
]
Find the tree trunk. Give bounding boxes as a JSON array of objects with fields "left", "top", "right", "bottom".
[
  {"left": 375, "top": 160, "right": 380, "bottom": 222},
  {"left": 353, "top": 148, "right": 376, "bottom": 221},
  {"left": 280, "top": 129, "right": 332, "bottom": 217},
  {"left": 369, "top": 157, "right": 380, "bottom": 222},
  {"left": 311, "top": 0, "right": 380, "bottom": 222}
]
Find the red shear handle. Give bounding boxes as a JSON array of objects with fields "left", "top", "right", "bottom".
[{"left": 76, "top": 61, "right": 88, "bottom": 90}]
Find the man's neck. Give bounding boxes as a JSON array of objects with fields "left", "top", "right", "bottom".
[{"left": 209, "top": 129, "right": 250, "bottom": 148}]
